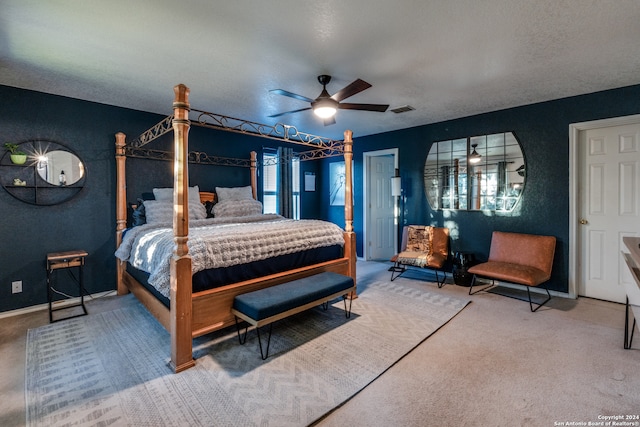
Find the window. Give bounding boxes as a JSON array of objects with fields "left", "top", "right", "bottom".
[{"left": 262, "top": 148, "right": 300, "bottom": 219}]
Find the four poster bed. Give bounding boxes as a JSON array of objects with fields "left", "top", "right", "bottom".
[{"left": 115, "top": 84, "right": 356, "bottom": 372}]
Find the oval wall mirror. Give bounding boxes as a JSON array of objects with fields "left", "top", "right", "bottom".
[
  {"left": 424, "top": 132, "right": 525, "bottom": 212},
  {"left": 1, "top": 139, "right": 86, "bottom": 205},
  {"left": 36, "top": 150, "right": 85, "bottom": 186}
]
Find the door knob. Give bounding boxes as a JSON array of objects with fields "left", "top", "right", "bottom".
[{"left": 579, "top": 219, "right": 588, "bottom": 225}]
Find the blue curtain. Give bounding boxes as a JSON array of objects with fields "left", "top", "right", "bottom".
[{"left": 278, "top": 147, "right": 294, "bottom": 218}]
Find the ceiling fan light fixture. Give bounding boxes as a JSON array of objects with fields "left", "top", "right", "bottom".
[
  {"left": 469, "top": 143, "right": 482, "bottom": 164},
  {"left": 313, "top": 98, "right": 338, "bottom": 118}
]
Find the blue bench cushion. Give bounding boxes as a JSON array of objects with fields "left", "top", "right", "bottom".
[{"left": 233, "top": 272, "right": 354, "bottom": 321}]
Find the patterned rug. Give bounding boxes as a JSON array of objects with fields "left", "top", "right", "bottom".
[{"left": 25, "top": 280, "right": 470, "bottom": 427}]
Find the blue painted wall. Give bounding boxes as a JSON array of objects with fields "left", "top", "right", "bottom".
[
  {"left": 1, "top": 83, "right": 639, "bottom": 312},
  {"left": 0, "top": 85, "right": 321, "bottom": 313},
  {"left": 326, "top": 84, "right": 640, "bottom": 293}
]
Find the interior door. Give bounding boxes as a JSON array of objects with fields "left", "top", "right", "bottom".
[
  {"left": 579, "top": 123, "right": 640, "bottom": 303},
  {"left": 367, "top": 154, "right": 396, "bottom": 260}
]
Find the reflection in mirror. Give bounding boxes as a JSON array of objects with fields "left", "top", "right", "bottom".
[
  {"left": 424, "top": 132, "right": 525, "bottom": 212},
  {"left": 36, "top": 150, "right": 85, "bottom": 185}
]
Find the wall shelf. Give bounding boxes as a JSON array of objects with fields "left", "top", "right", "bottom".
[{"left": 1, "top": 140, "right": 85, "bottom": 205}]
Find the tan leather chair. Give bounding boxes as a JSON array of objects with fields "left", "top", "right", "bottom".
[
  {"left": 467, "top": 231, "right": 556, "bottom": 312},
  {"left": 389, "top": 225, "right": 450, "bottom": 287}
]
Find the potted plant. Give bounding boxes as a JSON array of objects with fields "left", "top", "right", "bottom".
[{"left": 4, "top": 142, "right": 27, "bottom": 165}]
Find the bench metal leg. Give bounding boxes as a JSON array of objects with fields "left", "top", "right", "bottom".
[
  {"left": 234, "top": 317, "right": 249, "bottom": 345},
  {"left": 235, "top": 317, "right": 274, "bottom": 360},
  {"left": 343, "top": 294, "right": 353, "bottom": 318},
  {"left": 256, "top": 323, "right": 273, "bottom": 360},
  {"left": 322, "top": 296, "right": 353, "bottom": 318}
]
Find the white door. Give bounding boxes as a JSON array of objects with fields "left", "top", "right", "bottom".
[
  {"left": 366, "top": 153, "right": 396, "bottom": 261},
  {"left": 579, "top": 123, "right": 640, "bottom": 303}
]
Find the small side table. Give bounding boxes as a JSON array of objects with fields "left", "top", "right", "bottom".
[
  {"left": 452, "top": 251, "right": 477, "bottom": 287},
  {"left": 46, "top": 250, "right": 88, "bottom": 323}
]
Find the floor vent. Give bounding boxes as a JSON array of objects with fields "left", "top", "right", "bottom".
[{"left": 390, "top": 105, "right": 415, "bottom": 114}]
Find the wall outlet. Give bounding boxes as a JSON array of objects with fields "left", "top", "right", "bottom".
[{"left": 11, "top": 280, "right": 22, "bottom": 294}]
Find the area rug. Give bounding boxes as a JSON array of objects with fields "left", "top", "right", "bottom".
[{"left": 25, "top": 280, "right": 470, "bottom": 427}]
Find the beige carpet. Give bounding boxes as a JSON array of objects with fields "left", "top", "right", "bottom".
[{"left": 25, "top": 280, "right": 470, "bottom": 427}]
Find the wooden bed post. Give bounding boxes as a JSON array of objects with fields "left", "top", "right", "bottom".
[
  {"left": 170, "top": 84, "right": 195, "bottom": 373},
  {"left": 250, "top": 151, "right": 258, "bottom": 199},
  {"left": 343, "top": 130, "right": 357, "bottom": 290},
  {"left": 115, "top": 132, "right": 128, "bottom": 295}
]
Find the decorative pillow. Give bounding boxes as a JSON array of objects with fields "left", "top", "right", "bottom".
[
  {"left": 204, "top": 200, "right": 215, "bottom": 218},
  {"left": 406, "top": 225, "right": 432, "bottom": 254},
  {"left": 213, "top": 199, "right": 263, "bottom": 218},
  {"left": 143, "top": 199, "right": 207, "bottom": 224},
  {"left": 215, "top": 186, "right": 253, "bottom": 202},
  {"left": 131, "top": 198, "right": 146, "bottom": 226},
  {"left": 153, "top": 185, "right": 201, "bottom": 205}
]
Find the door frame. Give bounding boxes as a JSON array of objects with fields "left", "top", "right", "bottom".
[
  {"left": 568, "top": 113, "right": 640, "bottom": 299},
  {"left": 363, "top": 148, "right": 399, "bottom": 261}
]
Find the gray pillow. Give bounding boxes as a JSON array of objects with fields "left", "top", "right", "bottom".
[
  {"left": 213, "top": 199, "right": 263, "bottom": 218},
  {"left": 215, "top": 186, "right": 253, "bottom": 202},
  {"left": 153, "top": 185, "right": 201, "bottom": 205},
  {"left": 144, "top": 199, "right": 207, "bottom": 224}
]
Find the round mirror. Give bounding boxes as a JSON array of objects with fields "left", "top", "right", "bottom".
[{"left": 36, "top": 150, "right": 85, "bottom": 186}]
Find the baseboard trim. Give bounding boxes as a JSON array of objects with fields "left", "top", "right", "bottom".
[{"left": 0, "top": 290, "right": 117, "bottom": 320}]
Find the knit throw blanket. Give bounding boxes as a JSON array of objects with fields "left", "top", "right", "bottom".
[
  {"left": 115, "top": 215, "right": 345, "bottom": 299},
  {"left": 397, "top": 251, "right": 429, "bottom": 267}
]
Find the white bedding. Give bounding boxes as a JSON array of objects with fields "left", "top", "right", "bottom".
[{"left": 115, "top": 214, "right": 345, "bottom": 299}]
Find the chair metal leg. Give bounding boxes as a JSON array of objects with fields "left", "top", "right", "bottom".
[
  {"left": 389, "top": 262, "right": 406, "bottom": 281},
  {"left": 527, "top": 283, "right": 551, "bottom": 312},
  {"left": 469, "top": 275, "right": 495, "bottom": 295},
  {"left": 435, "top": 270, "right": 446, "bottom": 288}
]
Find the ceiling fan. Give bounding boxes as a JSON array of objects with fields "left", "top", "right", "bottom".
[{"left": 269, "top": 75, "right": 389, "bottom": 126}]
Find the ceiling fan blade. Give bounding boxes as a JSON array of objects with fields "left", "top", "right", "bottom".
[
  {"left": 268, "top": 107, "right": 312, "bottom": 118},
  {"left": 338, "top": 103, "right": 389, "bottom": 112},
  {"left": 269, "top": 89, "right": 314, "bottom": 103},
  {"left": 331, "top": 79, "right": 372, "bottom": 102},
  {"left": 323, "top": 116, "right": 336, "bottom": 126}
]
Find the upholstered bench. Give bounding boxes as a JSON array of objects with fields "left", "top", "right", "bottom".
[
  {"left": 231, "top": 271, "right": 355, "bottom": 359},
  {"left": 467, "top": 231, "right": 556, "bottom": 312}
]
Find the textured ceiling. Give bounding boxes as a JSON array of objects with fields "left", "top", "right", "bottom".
[{"left": 1, "top": 0, "right": 639, "bottom": 140}]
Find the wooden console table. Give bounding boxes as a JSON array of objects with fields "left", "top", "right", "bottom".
[{"left": 621, "top": 237, "right": 640, "bottom": 349}]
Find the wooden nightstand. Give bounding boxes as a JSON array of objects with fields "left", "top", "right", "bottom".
[{"left": 46, "top": 250, "right": 88, "bottom": 322}]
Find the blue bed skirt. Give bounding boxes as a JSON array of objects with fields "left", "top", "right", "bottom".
[{"left": 126, "top": 244, "right": 343, "bottom": 308}]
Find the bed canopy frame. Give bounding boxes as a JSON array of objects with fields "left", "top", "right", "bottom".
[{"left": 115, "top": 84, "right": 356, "bottom": 372}]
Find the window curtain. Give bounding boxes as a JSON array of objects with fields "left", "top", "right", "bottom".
[{"left": 278, "top": 147, "right": 294, "bottom": 218}]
